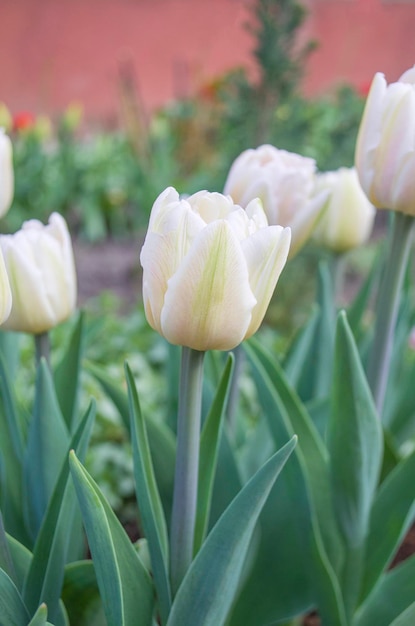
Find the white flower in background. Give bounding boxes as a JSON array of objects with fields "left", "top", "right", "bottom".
[
  {"left": 312, "top": 167, "right": 375, "bottom": 253},
  {"left": 355, "top": 66, "right": 415, "bottom": 215},
  {"left": 0, "top": 128, "right": 14, "bottom": 218},
  {"left": 224, "top": 144, "right": 328, "bottom": 257},
  {"left": 0, "top": 213, "right": 77, "bottom": 334},
  {"left": 140, "top": 187, "right": 291, "bottom": 351}
]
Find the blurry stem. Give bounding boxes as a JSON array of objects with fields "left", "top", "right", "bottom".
[
  {"left": 331, "top": 252, "right": 346, "bottom": 308},
  {"left": 368, "top": 212, "right": 414, "bottom": 416},
  {"left": 34, "top": 332, "right": 50, "bottom": 368},
  {"left": 226, "top": 344, "right": 245, "bottom": 436},
  {"left": 170, "top": 347, "right": 205, "bottom": 595}
]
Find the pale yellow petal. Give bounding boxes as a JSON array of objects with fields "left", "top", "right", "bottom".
[
  {"left": 242, "top": 226, "right": 291, "bottom": 338},
  {"left": 160, "top": 221, "right": 256, "bottom": 351}
]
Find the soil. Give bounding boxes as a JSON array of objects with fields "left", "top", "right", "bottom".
[{"left": 74, "top": 237, "right": 143, "bottom": 309}]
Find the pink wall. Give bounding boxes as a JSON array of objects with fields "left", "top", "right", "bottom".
[{"left": 1, "top": 0, "right": 415, "bottom": 122}]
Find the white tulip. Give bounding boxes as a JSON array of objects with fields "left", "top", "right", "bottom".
[
  {"left": 0, "top": 128, "right": 13, "bottom": 218},
  {"left": 355, "top": 67, "right": 415, "bottom": 215},
  {"left": 0, "top": 213, "right": 77, "bottom": 334},
  {"left": 313, "top": 168, "right": 375, "bottom": 253},
  {"left": 140, "top": 187, "right": 291, "bottom": 351},
  {"left": 224, "top": 144, "right": 328, "bottom": 257}
]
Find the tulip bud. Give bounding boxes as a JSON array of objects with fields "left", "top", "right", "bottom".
[
  {"left": 0, "top": 128, "right": 14, "bottom": 219},
  {"left": 140, "top": 187, "right": 291, "bottom": 351},
  {"left": 312, "top": 168, "right": 375, "bottom": 253},
  {"left": 355, "top": 67, "right": 415, "bottom": 215},
  {"left": 0, "top": 213, "right": 77, "bottom": 334},
  {"left": 223, "top": 144, "right": 328, "bottom": 257}
]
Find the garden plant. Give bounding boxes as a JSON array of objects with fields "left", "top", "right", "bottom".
[{"left": 1, "top": 25, "right": 415, "bottom": 626}]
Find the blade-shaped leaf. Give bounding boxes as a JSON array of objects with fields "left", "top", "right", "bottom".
[
  {"left": 283, "top": 304, "right": 319, "bottom": 388},
  {"left": 23, "top": 401, "right": 96, "bottom": 624},
  {"left": 328, "top": 311, "right": 383, "bottom": 547},
  {"left": 166, "top": 436, "right": 297, "bottom": 626},
  {"left": 62, "top": 561, "right": 105, "bottom": 626},
  {"left": 354, "top": 555, "right": 415, "bottom": 626},
  {"left": 328, "top": 311, "right": 383, "bottom": 617},
  {"left": 54, "top": 312, "right": 85, "bottom": 431},
  {"left": 27, "top": 603, "right": 49, "bottom": 626},
  {"left": 389, "top": 603, "right": 415, "bottom": 626},
  {"left": 194, "top": 353, "right": 234, "bottom": 553},
  {"left": 360, "top": 448, "right": 415, "bottom": 601},
  {"left": 69, "top": 452, "right": 154, "bottom": 626},
  {"left": 88, "top": 362, "right": 176, "bottom": 524},
  {"left": 239, "top": 338, "right": 346, "bottom": 626},
  {"left": 24, "top": 359, "right": 70, "bottom": 538},
  {"left": 125, "top": 362, "right": 171, "bottom": 625},
  {"left": 0, "top": 567, "right": 30, "bottom": 625}
]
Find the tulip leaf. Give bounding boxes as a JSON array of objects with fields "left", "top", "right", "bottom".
[
  {"left": 6, "top": 534, "right": 32, "bottom": 591},
  {"left": 69, "top": 451, "right": 154, "bottom": 626},
  {"left": 24, "top": 359, "right": 70, "bottom": 539},
  {"left": 166, "top": 436, "right": 297, "bottom": 626},
  {"left": 27, "top": 603, "right": 50, "bottom": 626},
  {"left": 61, "top": 561, "right": 105, "bottom": 626},
  {"left": 389, "top": 603, "right": 415, "bottom": 626},
  {"left": 194, "top": 353, "right": 234, "bottom": 553},
  {"left": 328, "top": 311, "right": 383, "bottom": 616},
  {"left": 360, "top": 448, "right": 415, "bottom": 601},
  {"left": 23, "top": 401, "right": 95, "bottom": 624},
  {"left": 0, "top": 511, "right": 17, "bottom": 586},
  {"left": 0, "top": 354, "right": 28, "bottom": 544},
  {"left": 88, "top": 361, "right": 176, "bottom": 524},
  {"left": 125, "top": 362, "right": 171, "bottom": 625},
  {"left": 283, "top": 304, "right": 319, "bottom": 388},
  {"left": 0, "top": 567, "right": 30, "bottom": 625},
  {"left": 295, "top": 262, "right": 335, "bottom": 404},
  {"left": 354, "top": 555, "right": 415, "bottom": 626},
  {"left": 238, "top": 338, "right": 345, "bottom": 626},
  {"left": 54, "top": 312, "right": 85, "bottom": 431}
]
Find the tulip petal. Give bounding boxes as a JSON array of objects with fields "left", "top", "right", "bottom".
[
  {"left": 242, "top": 226, "right": 291, "bottom": 337},
  {"left": 160, "top": 221, "right": 256, "bottom": 351},
  {"left": 289, "top": 189, "right": 329, "bottom": 258},
  {"left": 140, "top": 204, "right": 206, "bottom": 332},
  {"left": 0, "top": 249, "right": 11, "bottom": 324},
  {"left": 355, "top": 73, "right": 387, "bottom": 196},
  {"left": 0, "top": 129, "right": 13, "bottom": 218}
]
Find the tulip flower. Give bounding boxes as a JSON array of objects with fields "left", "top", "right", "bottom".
[
  {"left": 0, "top": 213, "right": 77, "bottom": 334},
  {"left": 355, "top": 67, "right": 415, "bottom": 215},
  {"left": 0, "top": 128, "right": 14, "bottom": 219},
  {"left": 312, "top": 167, "right": 375, "bottom": 253},
  {"left": 356, "top": 66, "right": 415, "bottom": 415},
  {"left": 140, "top": 187, "right": 291, "bottom": 352},
  {"left": 223, "top": 144, "right": 327, "bottom": 257}
]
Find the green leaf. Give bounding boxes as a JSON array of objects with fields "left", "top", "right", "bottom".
[
  {"left": 283, "top": 304, "right": 319, "bottom": 388},
  {"left": 328, "top": 311, "right": 383, "bottom": 617},
  {"left": 54, "top": 312, "right": 85, "bottom": 431},
  {"left": 354, "top": 555, "right": 415, "bottom": 626},
  {"left": 0, "top": 567, "right": 30, "bottom": 625},
  {"left": 194, "top": 354, "right": 234, "bottom": 553},
  {"left": 23, "top": 401, "right": 96, "bottom": 624},
  {"left": 295, "top": 262, "right": 335, "bottom": 404},
  {"left": 390, "top": 603, "right": 415, "bottom": 626},
  {"left": 329, "top": 311, "right": 383, "bottom": 547},
  {"left": 69, "top": 451, "right": 154, "bottom": 626},
  {"left": 125, "top": 362, "right": 171, "bottom": 625},
  {"left": 238, "top": 338, "right": 345, "bottom": 626},
  {"left": 24, "top": 359, "right": 70, "bottom": 538},
  {"left": 360, "top": 448, "right": 415, "bottom": 601},
  {"left": 62, "top": 561, "right": 106, "bottom": 626},
  {"left": 88, "top": 362, "right": 176, "bottom": 524},
  {"left": 6, "top": 534, "right": 32, "bottom": 592},
  {"left": 166, "top": 436, "right": 297, "bottom": 626},
  {"left": 27, "top": 603, "right": 49, "bottom": 626}
]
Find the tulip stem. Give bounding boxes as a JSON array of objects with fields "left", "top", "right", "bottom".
[
  {"left": 34, "top": 332, "right": 50, "bottom": 368},
  {"left": 170, "top": 346, "right": 205, "bottom": 595},
  {"left": 368, "top": 212, "right": 415, "bottom": 416}
]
